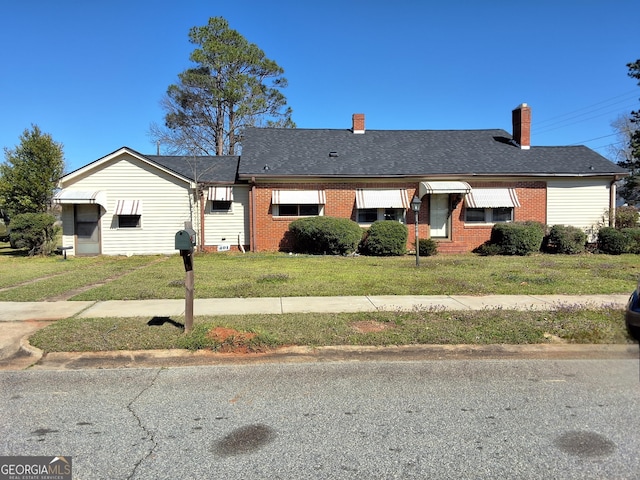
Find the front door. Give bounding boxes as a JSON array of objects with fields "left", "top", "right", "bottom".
[
  {"left": 75, "top": 204, "right": 101, "bottom": 255},
  {"left": 429, "top": 194, "right": 449, "bottom": 238}
]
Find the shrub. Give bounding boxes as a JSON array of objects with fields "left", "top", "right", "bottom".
[
  {"left": 361, "top": 221, "right": 408, "bottom": 256},
  {"left": 417, "top": 238, "right": 438, "bottom": 256},
  {"left": 488, "top": 221, "right": 545, "bottom": 256},
  {"left": 597, "top": 227, "right": 630, "bottom": 255},
  {"left": 8, "top": 213, "right": 59, "bottom": 256},
  {"left": 473, "top": 241, "right": 503, "bottom": 256},
  {"left": 621, "top": 228, "right": 640, "bottom": 254},
  {"left": 288, "top": 216, "right": 363, "bottom": 255},
  {"left": 543, "top": 225, "right": 586, "bottom": 254},
  {"left": 615, "top": 206, "right": 639, "bottom": 230}
]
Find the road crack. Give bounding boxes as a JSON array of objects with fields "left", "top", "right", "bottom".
[{"left": 127, "top": 368, "right": 163, "bottom": 480}]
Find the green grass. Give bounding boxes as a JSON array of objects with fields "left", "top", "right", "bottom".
[
  {"left": 0, "top": 249, "right": 639, "bottom": 301},
  {"left": 0, "top": 254, "right": 165, "bottom": 301},
  {"left": 28, "top": 305, "right": 634, "bottom": 353},
  {"left": 5, "top": 249, "right": 633, "bottom": 353},
  {"left": 71, "top": 252, "right": 640, "bottom": 301}
]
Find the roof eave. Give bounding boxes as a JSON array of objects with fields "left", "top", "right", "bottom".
[{"left": 239, "top": 172, "right": 629, "bottom": 181}]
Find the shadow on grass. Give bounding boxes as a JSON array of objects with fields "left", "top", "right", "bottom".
[
  {"left": 148, "top": 316, "right": 184, "bottom": 330},
  {"left": 0, "top": 246, "right": 29, "bottom": 257}
]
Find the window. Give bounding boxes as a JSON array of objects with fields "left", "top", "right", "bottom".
[
  {"left": 115, "top": 200, "right": 142, "bottom": 229},
  {"left": 357, "top": 209, "right": 379, "bottom": 223},
  {"left": 465, "top": 207, "right": 513, "bottom": 223},
  {"left": 276, "top": 204, "right": 320, "bottom": 217},
  {"left": 272, "top": 190, "right": 325, "bottom": 217},
  {"left": 464, "top": 188, "right": 519, "bottom": 224},
  {"left": 492, "top": 207, "right": 513, "bottom": 222},
  {"left": 355, "top": 189, "right": 409, "bottom": 225},
  {"left": 208, "top": 186, "right": 234, "bottom": 211},
  {"left": 118, "top": 215, "right": 141, "bottom": 228},
  {"left": 357, "top": 208, "right": 405, "bottom": 224},
  {"left": 210, "top": 200, "right": 232, "bottom": 213}
]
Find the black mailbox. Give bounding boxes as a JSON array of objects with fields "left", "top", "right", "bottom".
[{"left": 175, "top": 228, "right": 197, "bottom": 251}]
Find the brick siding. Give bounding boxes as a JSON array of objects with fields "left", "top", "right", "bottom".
[{"left": 251, "top": 181, "right": 547, "bottom": 254}]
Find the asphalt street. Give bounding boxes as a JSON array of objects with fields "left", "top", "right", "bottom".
[{"left": 1, "top": 358, "right": 639, "bottom": 479}]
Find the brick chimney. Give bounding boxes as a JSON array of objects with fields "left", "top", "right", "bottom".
[
  {"left": 512, "top": 103, "right": 531, "bottom": 149},
  {"left": 352, "top": 113, "right": 365, "bottom": 134}
]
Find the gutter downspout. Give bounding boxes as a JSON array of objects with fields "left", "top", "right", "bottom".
[
  {"left": 609, "top": 179, "right": 617, "bottom": 228},
  {"left": 250, "top": 177, "right": 257, "bottom": 252},
  {"left": 200, "top": 187, "right": 205, "bottom": 252}
]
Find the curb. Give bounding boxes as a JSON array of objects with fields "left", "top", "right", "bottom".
[
  {"left": 21, "top": 343, "right": 640, "bottom": 370},
  {"left": 19, "top": 335, "right": 44, "bottom": 360}
]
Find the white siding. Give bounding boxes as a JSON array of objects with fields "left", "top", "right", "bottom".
[
  {"left": 547, "top": 179, "right": 611, "bottom": 240},
  {"left": 203, "top": 186, "right": 250, "bottom": 248},
  {"left": 61, "top": 153, "right": 194, "bottom": 255}
]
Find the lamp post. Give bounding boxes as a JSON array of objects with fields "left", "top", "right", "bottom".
[{"left": 411, "top": 195, "right": 422, "bottom": 267}]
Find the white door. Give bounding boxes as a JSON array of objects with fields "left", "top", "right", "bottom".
[{"left": 430, "top": 194, "right": 449, "bottom": 238}]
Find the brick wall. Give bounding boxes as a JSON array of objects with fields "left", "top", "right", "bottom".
[{"left": 250, "top": 181, "right": 547, "bottom": 253}]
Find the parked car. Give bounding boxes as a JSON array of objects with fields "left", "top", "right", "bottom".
[{"left": 626, "top": 282, "right": 640, "bottom": 338}]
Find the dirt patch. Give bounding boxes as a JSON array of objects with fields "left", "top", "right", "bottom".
[
  {"left": 207, "top": 327, "right": 258, "bottom": 354},
  {"left": 351, "top": 320, "right": 394, "bottom": 334},
  {"left": 544, "top": 332, "right": 568, "bottom": 344},
  {"left": 208, "top": 326, "right": 257, "bottom": 343}
]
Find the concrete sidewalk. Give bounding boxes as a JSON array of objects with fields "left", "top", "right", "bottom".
[
  {"left": 0, "top": 294, "right": 630, "bottom": 321},
  {"left": 0, "top": 294, "right": 633, "bottom": 370}
]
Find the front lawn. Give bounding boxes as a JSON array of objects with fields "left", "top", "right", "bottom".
[{"left": 0, "top": 249, "right": 638, "bottom": 301}]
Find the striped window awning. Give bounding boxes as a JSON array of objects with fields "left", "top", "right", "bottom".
[
  {"left": 465, "top": 188, "right": 520, "bottom": 208},
  {"left": 272, "top": 190, "right": 326, "bottom": 204},
  {"left": 115, "top": 199, "right": 143, "bottom": 215},
  {"left": 53, "top": 190, "right": 107, "bottom": 208},
  {"left": 208, "top": 186, "right": 234, "bottom": 202},
  {"left": 356, "top": 189, "right": 410, "bottom": 209},
  {"left": 419, "top": 181, "right": 471, "bottom": 197}
]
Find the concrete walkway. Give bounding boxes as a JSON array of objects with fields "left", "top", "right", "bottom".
[
  {"left": 0, "top": 294, "right": 630, "bottom": 321},
  {"left": 0, "top": 294, "right": 633, "bottom": 370}
]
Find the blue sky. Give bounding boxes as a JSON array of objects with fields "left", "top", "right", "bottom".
[{"left": 1, "top": 0, "right": 638, "bottom": 172}]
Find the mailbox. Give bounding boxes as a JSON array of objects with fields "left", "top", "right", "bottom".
[{"left": 175, "top": 228, "right": 197, "bottom": 251}]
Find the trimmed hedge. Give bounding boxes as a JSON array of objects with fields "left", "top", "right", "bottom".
[
  {"left": 288, "top": 216, "right": 363, "bottom": 255},
  {"left": 418, "top": 238, "right": 438, "bottom": 256},
  {"left": 597, "top": 227, "right": 629, "bottom": 255},
  {"left": 543, "top": 225, "right": 586, "bottom": 254},
  {"left": 487, "top": 221, "right": 545, "bottom": 256},
  {"left": 361, "top": 221, "right": 408, "bottom": 256},
  {"left": 622, "top": 228, "right": 640, "bottom": 254}
]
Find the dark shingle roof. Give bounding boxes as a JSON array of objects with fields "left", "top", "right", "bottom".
[
  {"left": 146, "top": 155, "right": 239, "bottom": 183},
  {"left": 238, "top": 127, "right": 627, "bottom": 178}
]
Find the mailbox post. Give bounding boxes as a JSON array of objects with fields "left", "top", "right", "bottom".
[{"left": 175, "top": 228, "right": 197, "bottom": 333}]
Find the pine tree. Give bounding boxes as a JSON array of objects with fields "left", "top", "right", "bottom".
[
  {"left": 619, "top": 60, "right": 640, "bottom": 204},
  {"left": 151, "top": 17, "right": 294, "bottom": 156}
]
